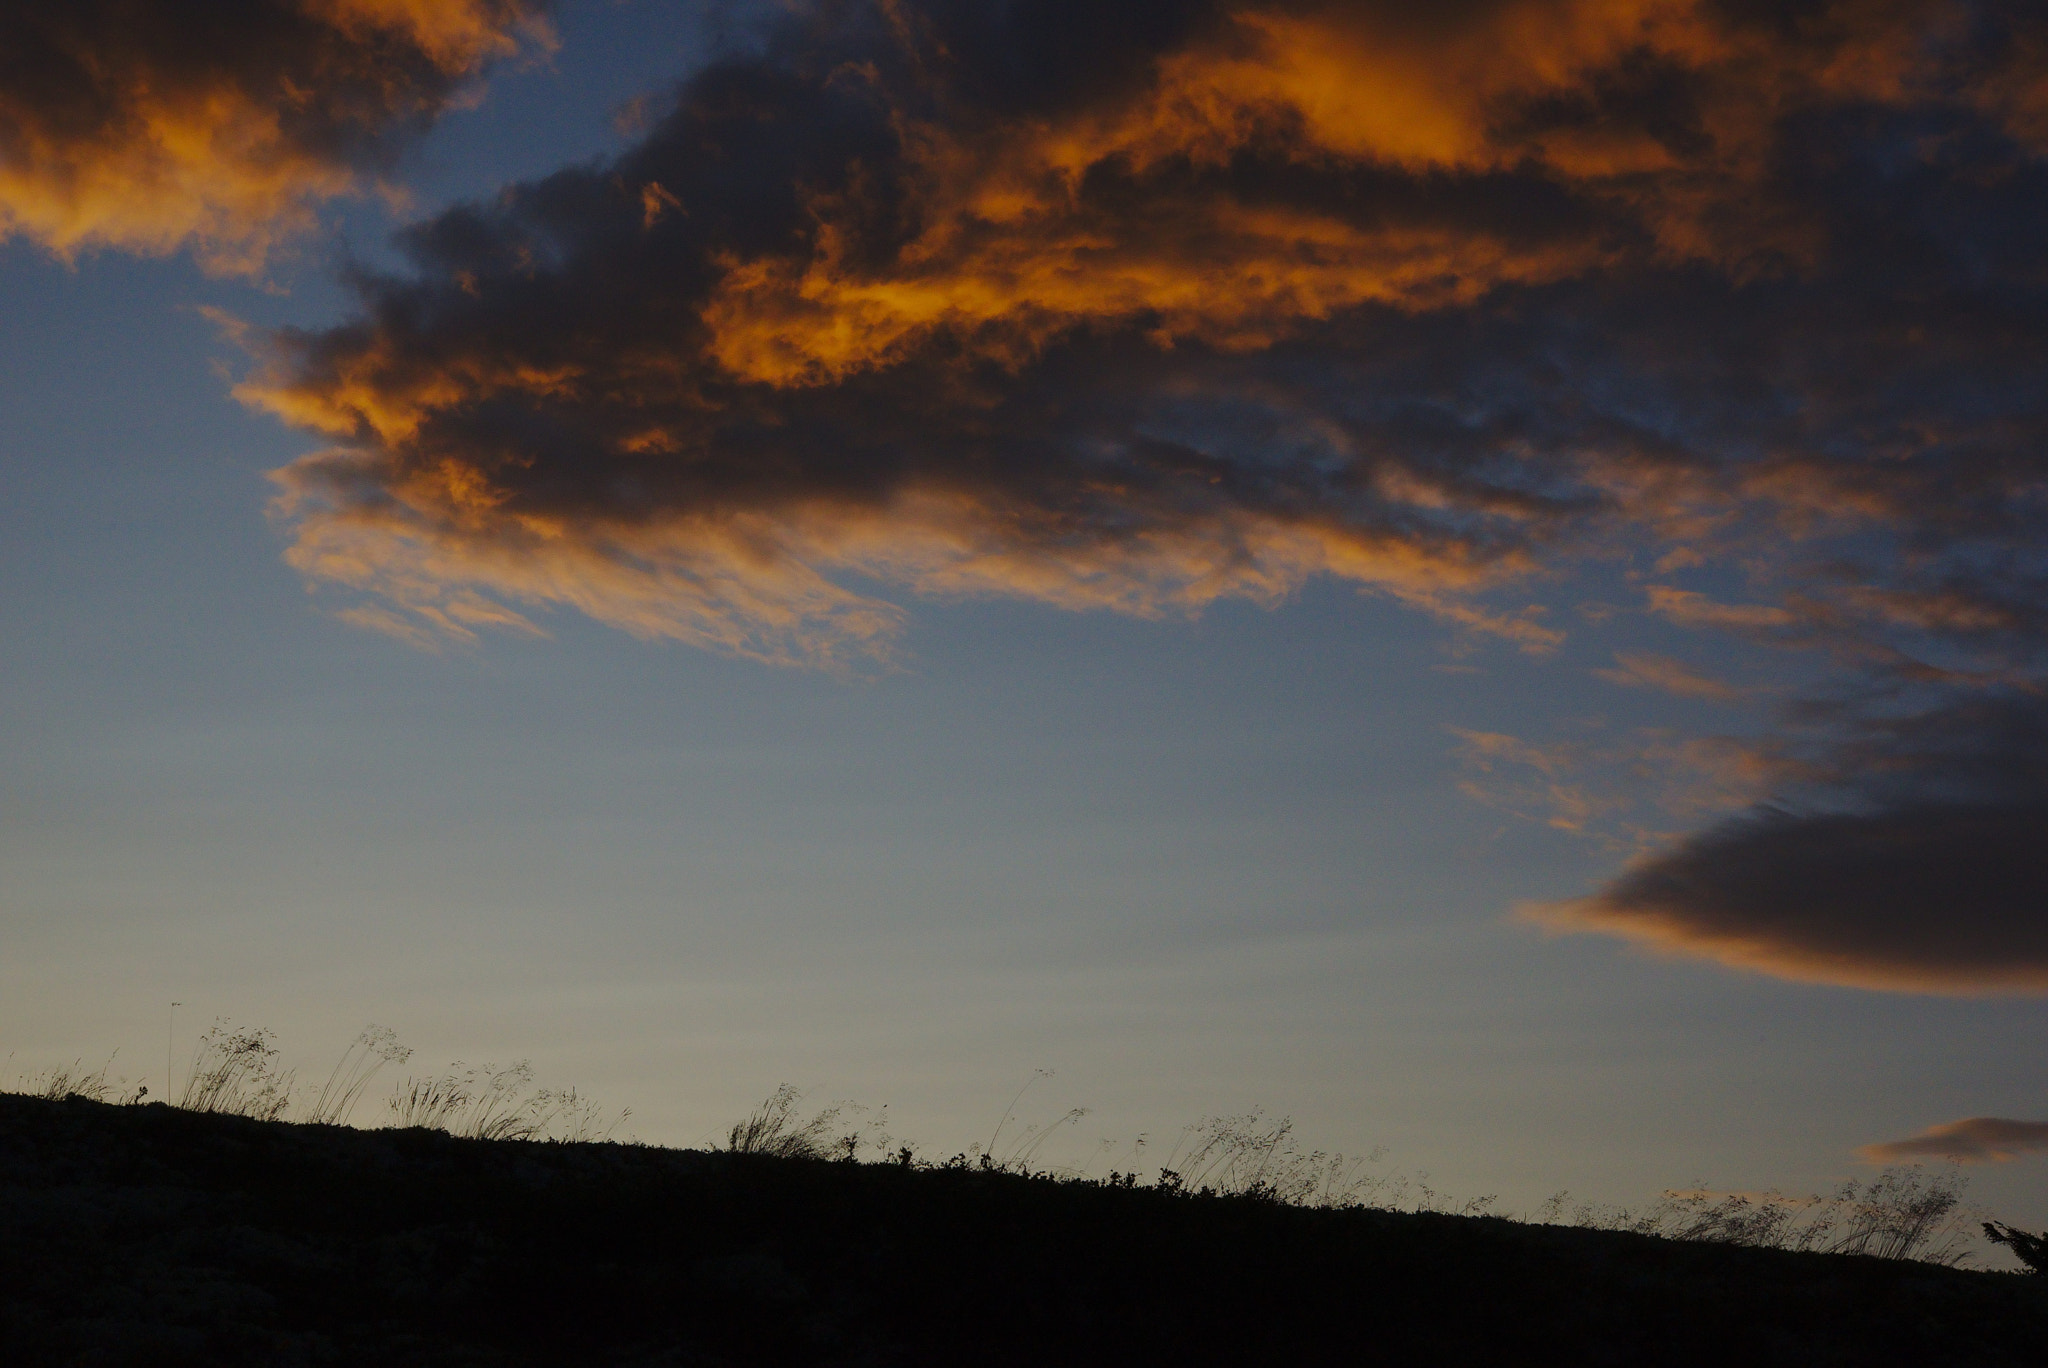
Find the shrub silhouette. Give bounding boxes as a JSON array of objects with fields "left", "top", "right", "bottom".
[{"left": 1984, "top": 1221, "right": 2048, "bottom": 1273}]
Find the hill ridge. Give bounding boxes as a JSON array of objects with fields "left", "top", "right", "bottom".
[{"left": 3, "top": 1093, "right": 2043, "bottom": 1365}]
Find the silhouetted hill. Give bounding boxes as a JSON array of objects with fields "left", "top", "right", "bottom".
[{"left": 3, "top": 1093, "right": 2044, "bottom": 1365}]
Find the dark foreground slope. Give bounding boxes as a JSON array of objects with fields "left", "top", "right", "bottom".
[{"left": 3, "top": 1095, "right": 2044, "bottom": 1366}]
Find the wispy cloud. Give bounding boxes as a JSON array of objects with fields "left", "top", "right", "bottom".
[
  {"left": 1593, "top": 651, "right": 1746, "bottom": 702},
  {"left": 1642, "top": 590, "right": 1798, "bottom": 639},
  {"left": 1450, "top": 722, "right": 1798, "bottom": 846},
  {"left": 1448, "top": 727, "right": 1616, "bottom": 832}
]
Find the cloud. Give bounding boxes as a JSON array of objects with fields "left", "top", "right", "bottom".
[
  {"left": 1523, "top": 795, "right": 2048, "bottom": 993},
  {"left": 1643, "top": 589, "right": 1797, "bottom": 638},
  {"left": 0, "top": 0, "right": 550, "bottom": 273},
  {"left": 1448, "top": 727, "right": 1618, "bottom": 832},
  {"left": 1449, "top": 721, "right": 1802, "bottom": 845},
  {"left": 669, "top": 0, "right": 2027, "bottom": 385},
  {"left": 1860, "top": 1118, "right": 2048, "bottom": 1164},
  {"left": 1519, "top": 693, "right": 2048, "bottom": 991},
  {"left": 226, "top": 0, "right": 2048, "bottom": 675},
  {"left": 183, "top": 2, "right": 2048, "bottom": 993}
]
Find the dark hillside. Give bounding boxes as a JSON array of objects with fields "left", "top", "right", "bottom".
[{"left": 2, "top": 1093, "right": 2043, "bottom": 1366}]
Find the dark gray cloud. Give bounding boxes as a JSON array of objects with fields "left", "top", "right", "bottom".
[
  {"left": 1528, "top": 793, "right": 2048, "bottom": 991},
  {"left": 1525, "top": 696, "right": 2048, "bottom": 990}
]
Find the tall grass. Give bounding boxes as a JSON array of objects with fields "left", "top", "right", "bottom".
[
  {"left": 1150, "top": 1109, "right": 1445, "bottom": 1210},
  {"left": 724, "top": 1084, "right": 856, "bottom": 1159},
  {"left": 722, "top": 1081, "right": 1977, "bottom": 1266},
  {"left": 306, "top": 1026, "right": 412, "bottom": 1126},
  {"left": 6, "top": 1019, "right": 626, "bottom": 1143},
  {"left": 387, "top": 1061, "right": 628, "bottom": 1142},
  {"left": 1539, "top": 1164, "right": 1979, "bottom": 1265},
  {"left": 179, "top": 1023, "right": 293, "bottom": 1121},
  {"left": 16, "top": 1056, "right": 145, "bottom": 1105}
]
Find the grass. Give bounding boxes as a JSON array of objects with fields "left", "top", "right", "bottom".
[
  {"left": 177, "top": 1022, "right": 293, "bottom": 1120},
  {"left": 11, "top": 1054, "right": 146, "bottom": 1105},
  {"left": 723, "top": 1081, "right": 856, "bottom": 1159},
  {"left": 388, "top": 1060, "right": 628, "bottom": 1142},
  {"left": 305, "top": 1025, "right": 412, "bottom": 1126},
  {"left": 738, "top": 1081, "right": 1986, "bottom": 1264},
  {"left": 1151, "top": 1108, "right": 1435, "bottom": 1211},
  {"left": 1539, "top": 1164, "right": 1981, "bottom": 1265},
  {"left": 56, "top": 1018, "right": 637, "bottom": 1144}
]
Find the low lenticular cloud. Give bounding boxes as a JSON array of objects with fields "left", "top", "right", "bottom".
[
  {"left": 1860, "top": 1118, "right": 2048, "bottom": 1164},
  {"left": 0, "top": 0, "right": 550, "bottom": 273}
]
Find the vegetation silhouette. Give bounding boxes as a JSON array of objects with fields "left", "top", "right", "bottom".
[{"left": 4, "top": 1035, "right": 2043, "bottom": 1364}]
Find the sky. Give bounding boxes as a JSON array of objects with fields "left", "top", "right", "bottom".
[{"left": 4, "top": 0, "right": 2048, "bottom": 1232}]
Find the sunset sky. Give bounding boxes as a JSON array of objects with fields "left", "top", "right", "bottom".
[{"left": 4, "top": 0, "right": 2047, "bottom": 1224}]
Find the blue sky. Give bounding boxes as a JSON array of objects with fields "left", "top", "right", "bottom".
[{"left": 4, "top": 0, "right": 2048, "bottom": 1233}]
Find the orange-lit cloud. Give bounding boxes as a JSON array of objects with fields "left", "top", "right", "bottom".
[
  {"left": 1859, "top": 1117, "right": 2048, "bottom": 1164},
  {"left": 0, "top": 0, "right": 549, "bottom": 274},
  {"left": 1448, "top": 728, "right": 1620, "bottom": 832},
  {"left": 238, "top": 0, "right": 2048, "bottom": 664},
  {"left": 696, "top": 0, "right": 1967, "bottom": 385},
  {"left": 1643, "top": 588, "right": 1798, "bottom": 636},
  {"left": 1449, "top": 722, "right": 1801, "bottom": 846},
  {"left": 269, "top": 438, "right": 1538, "bottom": 667}
]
